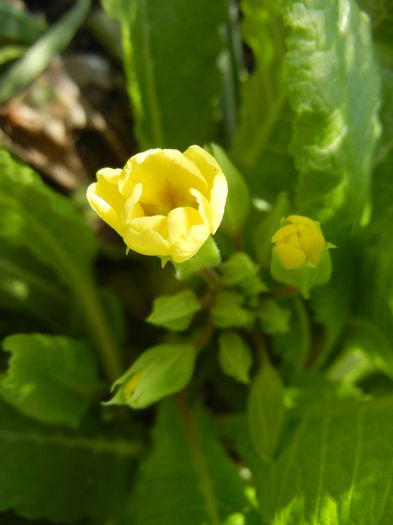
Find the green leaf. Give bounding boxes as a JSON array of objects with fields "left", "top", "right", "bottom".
[
  {"left": 130, "top": 400, "right": 256, "bottom": 525},
  {"left": 231, "top": 1, "right": 295, "bottom": 202},
  {"left": 218, "top": 331, "right": 253, "bottom": 384},
  {"left": 103, "top": 0, "right": 227, "bottom": 149},
  {"left": 309, "top": 231, "right": 360, "bottom": 368},
  {"left": 0, "top": 46, "right": 26, "bottom": 67},
  {"left": 232, "top": 1, "right": 286, "bottom": 168},
  {"left": 108, "top": 344, "right": 195, "bottom": 409},
  {"left": 0, "top": 148, "right": 122, "bottom": 382},
  {"left": 211, "top": 290, "right": 255, "bottom": 329},
  {"left": 247, "top": 363, "right": 285, "bottom": 461},
  {"left": 257, "top": 299, "right": 290, "bottom": 335},
  {"left": 258, "top": 397, "right": 393, "bottom": 524},
  {"left": 208, "top": 144, "right": 250, "bottom": 235},
  {"left": 0, "top": 398, "right": 140, "bottom": 522},
  {"left": 0, "top": 0, "right": 91, "bottom": 104},
  {"left": 0, "top": 3, "right": 47, "bottom": 44},
  {"left": 147, "top": 290, "right": 201, "bottom": 332},
  {"left": 1, "top": 334, "right": 101, "bottom": 428},
  {"left": 174, "top": 236, "right": 221, "bottom": 280},
  {"left": 283, "top": 0, "right": 381, "bottom": 222},
  {"left": 220, "top": 252, "right": 259, "bottom": 286},
  {"left": 0, "top": 242, "right": 69, "bottom": 331}
]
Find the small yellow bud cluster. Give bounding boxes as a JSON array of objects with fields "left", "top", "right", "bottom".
[{"left": 271, "top": 215, "right": 325, "bottom": 270}]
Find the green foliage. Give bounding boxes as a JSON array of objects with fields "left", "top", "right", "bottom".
[
  {"left": 284, "top": 0, "right": 381, "bottom": 223},
  {"left": 218, "top": 331, "right": 253, "bottom": 384},
  {"left": 209, "top": 144, "right": 250, "bottom": 235},
  {"left": 257, "top": 299, "right": 290, "bottom": 335},
  {"left": 1, "top": 0, "right": 393, "bottom": 523},
  {"left": 211, "top": 290, "right": 255, "bottom": 329},
  {"left": 0, "top": 148, "right": 122, "bottom": 382},
  {"left": 0, "top": 243, "right": 69, "bottom": 332},
  {"left": 231, "top": 1, "right": 295, "bottom": 202},
  {"left": 128, "top": 400, "right": 257, "bottom": 525},
  {"left": 248, "top": 364, "right": 285, "bottom": 461},
  {"left": 1, "top": 334, "right": 101, "bottom": 427},
  {"left": 258, "top": 397, "right": 393, "bottom": 524},
  {"left": 108, "top": 344, "right": 195, "bottom": 409},
  {"left": 0, "top": 398, "right": 139, "bottom": 522},
  {"left": 254, "top": 193, "right": 290, "bottom": 267},
  {"left": 0, "top": 3, "right": 47, "bottom": 44},
  {"left": 174, "top": 236, "right": 221, "bottom": 280},
  {"left": 147, "top": 290, "right": 201, "bottom": 332},
  {"left": 0, "top": 0, "right": 91, "bottom": 104},
  {"left": 102, "top": 0, "right": 227, "bottom": 149}
]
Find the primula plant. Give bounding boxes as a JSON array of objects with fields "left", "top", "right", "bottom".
[{"left": 0, "top": 0, "right": 392, "bottom": 524}]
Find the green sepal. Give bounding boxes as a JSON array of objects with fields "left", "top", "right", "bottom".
[
  {"left": 211, "top": 290, "right": 255, "bottom": 329},
  {"left": 257, "top": 299, "right": 291, "bottom": 335},
  {"left": 247, "top": 362, "right": 285, "bottom": 461},
  {"left": 159, "top": 256, "right": 170, "bottom": 268},
  {"left": 174, "top": 236, "right": 221, "bottom": 280},
  {"left": 207, "top": 143, "right": 250, "bottom": 234},
  {"left": 270, "top": 245, "right": 333, "bottom": 299},
  {"left": 106, "top": 344, "right": 195, "bottom": 409},
  {"left": 218, "top": 331, "right": 253, "bottom": 384},
  {"left": 147, "top": 290, "right": 201, "bottom": 332}
]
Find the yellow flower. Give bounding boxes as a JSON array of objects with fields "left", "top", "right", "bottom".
[
  {"left": 271, "top": 215, "right": 326, "bottom": 270},
  {"left": 86, "top": 146, "right": 228, "bottom": 263}
]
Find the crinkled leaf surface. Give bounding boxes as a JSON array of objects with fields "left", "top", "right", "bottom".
[
  {"left": 284, "top": 0, "right": 381, "bottom": 223},
  {"left": 129, "top": 400, "right": 257, "bottom": 525},
  {"left": 0, "top": 242, "right": 69, "bottom": 332},
  {"left": 0, "top": 148, "right": 122, "bottom": 382},
  {"left": 1, "top": 334, "right": 101, "bottom": 427},
  {"left": 0, "top": 399, "right": 139, "bottom": 522},
  {"left": 103, "top": 0, "right": 227, "bottom": 149},
  {"left": 257, "top": 397, "right": 393, "bottom": 524},
  {"left": 0, "top": 148, "right": 96, "bottom": 281},
  {"left": 232, "top": 0, "right": 295, "bottom": 202}
]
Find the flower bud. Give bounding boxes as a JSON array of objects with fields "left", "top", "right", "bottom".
[
  {"left": 271, "top": 215, "right": 325, "bottom": 270},
  {"left": 106, "top": 344, "right": 195, "bottom": 409},
  {"left": 270, "top": 215, "right": 334, "bottom": 298}
]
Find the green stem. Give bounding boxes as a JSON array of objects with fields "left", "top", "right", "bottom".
[{"left": 294, "top": 297, "right": 311, "bottom": 372}]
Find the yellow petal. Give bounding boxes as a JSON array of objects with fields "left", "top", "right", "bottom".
[
  {"left": 171, "top": 224, "right": 210, "bottom": 263},
  {"left": 86, "top": 180, "right": 125, "bottom": 235},
  {"left": 123, "top": 215, "right": 170, "bottom": 257},
  {"left": 274, "top": 242, "right": 306, "bottom": 270},
  {"left": 183, "top": 145, "right": 222, "bottom": 189},
  {"left": 299, "top": 232, "right": 325, "bottom": 265},
  {"left": 286, "top": 233, "right": 302, "bottom": 249},
  {"left": 288, "top": 215, "right": 316, "bottom": 227},
  {"left": 122, "top": 183, "right": 144, "bottom": 224},
  {"left": 96, "top": 167, "right": 122, "bottom": 184},
  {"left": 209, "top": 171, "right": 228, "bottom": 233},
  {"left": 119, "top": 149, "right": 208, "bottom": 212},
  {"left": 167, "top": 207, "right": 209, "bottom": 262},
  {"left": 183, "top": 145, "right": 228, "bottom": 232},
  {"left": 271, "top": 224, "right": 298, "bottom": 243}
]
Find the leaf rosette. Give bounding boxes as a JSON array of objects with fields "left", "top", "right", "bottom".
[{"left": 87, "top": 146, "right": 228, "bottom": 262}]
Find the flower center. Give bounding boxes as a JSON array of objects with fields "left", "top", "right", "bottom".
[{"left": 139, "top": 181, "right": 198, "bottom": 216}]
